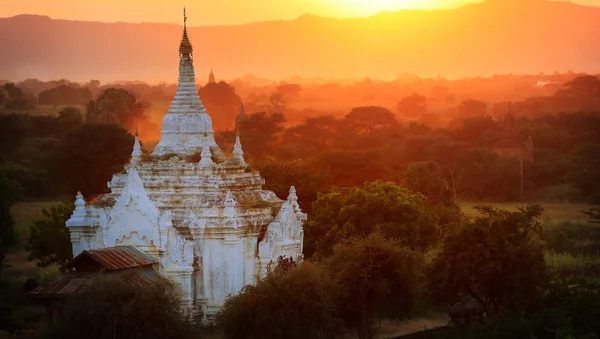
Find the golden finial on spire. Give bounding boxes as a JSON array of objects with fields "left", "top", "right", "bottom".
[{"left": 179, "top": 6, "right": 193, "bottom": 56}]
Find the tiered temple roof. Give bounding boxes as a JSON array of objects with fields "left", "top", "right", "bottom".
[{"left": 59, "top": 8, "right": 306, "bottom": 319}]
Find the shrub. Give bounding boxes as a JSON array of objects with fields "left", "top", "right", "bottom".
[
  {"left": 216, "top": 261, "right": 342, "bottom": 339},
  {"left": 43, "top": 271, "right": 195, "bottom": 339}
]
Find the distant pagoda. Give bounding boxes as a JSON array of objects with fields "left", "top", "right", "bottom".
[{"left": 208, "top": 68, "right": 216, "bottom": 83}]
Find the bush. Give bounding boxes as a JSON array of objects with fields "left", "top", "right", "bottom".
[
  {"left": 429, "top": 309, "right": 575, "bottom": 339},
  {"left": 326, "top": 232, "right": 424, "bottom": 339},
  {"left": 43, "top": 271, "right": 195, "bottom": 339},
  {"left": 216, "top": 261, "right": 343, "bottom": 339},
  {"left": 428, "top": 205, "right": 548, "bottom": 314},
  {"left": 544, "top": 221, "right": 600, "bottom": 256},
  {"left": 27, "top": 202, "right": 74, "bottom": 271}
]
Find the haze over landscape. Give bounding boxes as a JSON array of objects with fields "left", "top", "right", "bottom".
[
  {"left": 2, "top": 1, "right": 600, "bottom": 338},
  {"left": 1, "top": 0, "right": 600, "bottom": 82}
]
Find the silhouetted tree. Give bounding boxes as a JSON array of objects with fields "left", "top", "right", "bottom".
[
  {"left": 86, "top": 88, "right": 145, "bottom": 130},
  {"left": 453, "top": 115, "right": 500, "bottom": 146},
  {"left": 0, "top": 174, "right": 22, "bottom": 282},
  {"left": 48, "top": 123, "right": 134, "bottom": 197},
  {"left": 257, "top": 160, "right": 330, "bottom": 213},
  {"left": 275, "top": 83, "right": 302, "bottom": 99},
  {"left": 198, "top": 81, "right": 242, "bottom": 131},
  {"left": 555, "top": 75, "right": 600, "bottom": 112},
  {"left": 284, "top": 115, "right": 341, "bottom": 154},
  {"left": 58, "top": 106, "right": 83, "bottom": 134},
  {"left": 238, "top": 111, "right": 285, "bottom": 159},
  {"left": 2, "top": 83, "right": 23, "bottom": 99},
  {"left": 344, "top": 106, "right": 398, "bottom": 136},
  {"left": 458, "top": 100, "right": 487, "bottom": 117},
  {"left": 396, "top": 93, "right": 427, "bottom": 117},
  {"left": 38, "top": 85, "right": 92, "bottom": 106},
  {"left": 0, "top": 114, "right": 29, "bottom": 157},
  {"left": 268, "top": 92, "right": 287, "bottom": 113}
]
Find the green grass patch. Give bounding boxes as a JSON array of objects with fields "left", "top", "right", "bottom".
[{"left": 545, "top": 251, "right": 600, "bottom": 269}]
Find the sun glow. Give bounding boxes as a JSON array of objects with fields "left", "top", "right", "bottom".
[{"left": 327, "top": 0, "right": 465, "bottom": 16}]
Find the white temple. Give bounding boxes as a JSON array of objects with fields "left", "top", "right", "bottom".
[{"left": 65, "top": 8, "right": 305, "bottom": 319}]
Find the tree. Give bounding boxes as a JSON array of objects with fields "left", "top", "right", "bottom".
[
  {"left": 27, "top": 202, "right": 74, "bottom": 271},
  {"left": 344, "top": 106, "right": 398, "bottom": 135},
  {"left": 457, "top": 100, "right": 488, "bottom": 117},
  {"left": 238, "top": 111, "right": 285, "bottom": 159},
  {"left": 326, "top": 232, "right": 423, "bottom": 339},
  {"left": 0, "top": 114, "right": 29, "bottom": 157},
  {"left": 86, "top": 88, "right": 145, "bottom": 130},
  {"left": 0, "top": 174, "right": 22, "bottom": 282},
  {"left": 58, "top": 106, "right": 83, "bottom": 134},
  {"left": 268, "top": 92, "right": 287, "bottom": 113},
  {"left": 38, "top": 85, "right": 91, "bottom": 106},
  {"left": 453, "top": 115, "right": 500, "bottom": 146},
  {"left": 216, "top": 261, "right": 343, "bottom": 339},
  {"left": 401, "top": 161, "right": 462, "bottom": 231},
  {"left": 555, "top": 75, "right": 600, "bottom": 112},
  {"left": 275, "top": 83, "right": 302, "bottom": 99},
  {"left": 2, "top": 83, "right": 23, "bottom": 100},
  {"left": 401, "top": 161, "right": 455, "bottom": 206},
  {"left": 47, "top": 123, "right": 134, "bottom": 196},
  {"left": 396, "top": 93, "right": 427, "bottom": 117},
  {"left": 257, "top": 161, "right": 330, "bottom": 213},
  {"left": 43, "top": 271, "right": 195, "bottom": 339},
  {"left": 285, "top": 115, "right": 340, "bottom": 151},
  {"left": 198, "top": 81, "right": 242, "bottom": 131},
  {"left": 428, "top": 205, "right": 547, "bottom": 315},
  {"left": 304, "top": 181, "right": 439, "bottom": 258}
]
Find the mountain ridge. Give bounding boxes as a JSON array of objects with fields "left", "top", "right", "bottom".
[{"left": 1, "top": 0, "right": 599, "bottom": 82}]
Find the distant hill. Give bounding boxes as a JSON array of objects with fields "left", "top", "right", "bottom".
[{"left": 1, "top": 0, "right": 599, "bottom": 82}]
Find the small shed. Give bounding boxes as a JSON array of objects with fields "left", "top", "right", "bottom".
[{"left": 27, "top": 246, "right": 162, "bottom": 323}]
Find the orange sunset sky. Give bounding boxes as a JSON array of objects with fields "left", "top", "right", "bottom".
[{"left": 1, "top": 0, "right": 598, "bottom": 25}]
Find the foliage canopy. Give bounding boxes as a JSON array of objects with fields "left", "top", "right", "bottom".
[{"left": 304, "top": 181, "right": 439, "bottom": 258}]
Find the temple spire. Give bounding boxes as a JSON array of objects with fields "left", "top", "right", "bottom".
[
  {"left": 179, "top": 7, "right": 193, "bottom": 57},
  {"left": 199, "top": 131, "right": 214, "bottom": 168},
  {"left": 235, "top": 103, "right": 247, "bottom": 135},
  {"left": 129, "top": 129, "right": 143, "bottom": 169},
  {"left": 209, "top": 68, "right": 216, "bottom": 83},
  {"left": 74, "top": 192, "right": 86, "bottom": 214},
  {"left": 232, "top": 135, "right": 247, "bottom": 167}
]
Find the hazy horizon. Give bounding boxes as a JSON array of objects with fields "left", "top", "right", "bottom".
[
  {"left": 2, "top": 0, "right": 600, "bottom": 83},
  {"left": 1, "top": 0, "right": 599, "bottom": 26}
]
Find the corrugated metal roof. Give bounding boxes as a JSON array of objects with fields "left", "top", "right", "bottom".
[
  {"left": 66, "top": 246, "right": 157, "bottom": 271},
  {"left": 26, "top": 273, "right": 93, "bottom": 297},
  {"left": 27, "top": 269, "right": 165, "bottom": 298}
]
